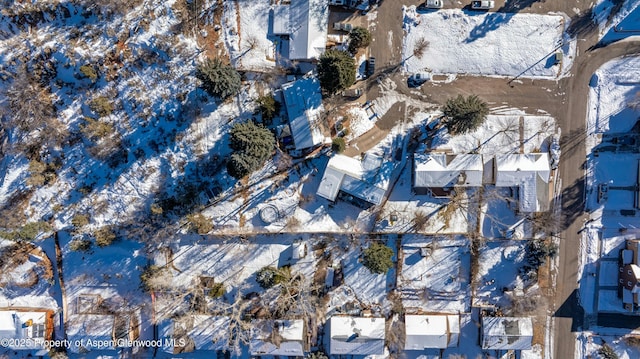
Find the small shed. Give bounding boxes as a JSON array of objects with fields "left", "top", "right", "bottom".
[{"left": 481, "top": 316, "right": 533, "bottom": 350}]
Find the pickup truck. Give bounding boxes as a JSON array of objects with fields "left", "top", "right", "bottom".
[
  {"left": 471, "top": 0, "right": 494, "bottom": 9},
  {"left": 342, "top": 88, "right": 363, "bottom": 98}
]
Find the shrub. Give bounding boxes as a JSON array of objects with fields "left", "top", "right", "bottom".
[
  {"left": 89, "top": 96, "right": 114, "bottom": 117},
  {"left": 79, "top": 65, "right": 98, "bottom": 82},
  {"left": 69, "top": 239, "right": 92, "bottom": 252},
  {"left": 317, "top": 49, "right": 356, "bottom": 95},
  {"left": 1, "top": 221, "right": 52, "bottom": 241},
  {"left": 306, "top": 351, "right": 329, "bottom": 359},
  {"left": 71, "top": 214, "right": 90, "bottom": 228},
  {"left": 208, "top": 282, "right": 226, "bottom": 298},
  {"left": 227, "top": 121, "right": 275, "bottom": 178},
  {"left": 362, "top": 243, "right": 394, "bottom": 274},
  {"left": 256, "top": 94, "right": 281, "bottom": 124},
  {"left": 598, "top": 344, "right": 619, "bottom": 359},
  {"left": 26, "top": 160, "right": 57, "bottom": 187},
  {"left": 140, "top": 265, "right": 170, "bottom": 292},
  {"left": 94, "top": 226, "right": 116, "bottom": 247},
  {"left": 186, "top": 213, "right": 213, "bottom": 234},
  {"left": 150, "top": 203, "right": 163, "bottom": 216},
  {"left": 348, "top": 27, "right": 372, "bottom": 54},
  {"left": 442, "top": 95, "right": 489, "bottom": 135},
  {"left": 256, "top": 266, "right": 290, "bottom": 289},
  {"left": 332, "top": 137, "right": 346, "bottom": 153},
  {"left": 196, "top": 58, "right": 242, "bottom": 99},
  {"left": 81, "top": 117, "right": 115, "bottom": 141}
]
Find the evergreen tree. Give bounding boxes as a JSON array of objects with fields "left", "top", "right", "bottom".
[
  {"left": 196, "top": 58, "right": 242, "bottom": 99},
  {"left": 442, "top": 95, "right": 489, "bottom": 135},
  {"left": 362, "top": 243, "right": 394, "bottom": 274},
  {"left": 348, "top": 27, "right": 372, "bottom": 54},
  {"left": 317, "top": 50, "right": 356, "bottom": 95},
  {"left": 227, "top": 121, "right": 275, "bottom": 178}
]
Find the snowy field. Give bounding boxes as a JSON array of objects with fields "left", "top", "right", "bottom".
[
  {"left": 399, "top": 235, "right": 470, "bottom": 313},
  {"left": 402, "top": 7, "right": 574, "bottom": 78}
]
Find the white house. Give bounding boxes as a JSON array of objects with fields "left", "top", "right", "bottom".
[
  {"left": 326, "top": 316, "right": 385, "bottom": 356},
  {"left": 282, "top": 77, "right": 325, "bottom": 150},
  {"left": 494, "top": 153, "right": 551, "bottom": 212},
  {"left": 413, "top": 153, "right": 483, "bottom": 194},
  {"left": 159, "top": 315, "right": 230, "bottom": 354},
  {"left": 0, "top": 309, "right": 52, "bottom": 354},
  {"left": 481, "top": 316, "right": 533, "bottom": 350},
  {"left": 317, "top": 153, "right": 393, "bottom": 206},
  {"left": 250, "top": 319, "right": 305, "bottom": 357},
  {"left": 272, "top": 0, "right": 329, "bottom": 60},
  {"left": 404, "top": 314, "right": 460, "bottom": 350}
]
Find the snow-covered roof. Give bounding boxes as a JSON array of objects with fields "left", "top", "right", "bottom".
[
  {"left": 159, "top": 315, "right": 230, "bottom": 353},
  {"left": 317, "top": 153, "right": 393, "bottom": 205},
  {"left": 414, "top": 153, "right": 483, "bottom": 188},
  {"left": 288, "top": 0, "right": 329, "bottom": 60},
  {"left": 327, "top": 316, "right": 385, "bottom": 356},
  {"left": 404, "top": 315, "right": 460, "bottom": 350},
  {"left": 481, "top": 316, "right": 533, "bottom": 350},
  {"left": 272, "top": 5, "right": 290, "bottom": 35},
  {"left": 282, "top": 77, "right": 325, "bottom": 150},
  {"left": 495, "top": 153, "right": 550, "bottom": 212},
  {"left": 623, "top": 249, "right": 634, "bottom": 265},
  {"left": 250, "top": 319, "right": 305, "bottom": 356},
  {"left": 67, "top": 314, "right": 115, "bottom": 352}
]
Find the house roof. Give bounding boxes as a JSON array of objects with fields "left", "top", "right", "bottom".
[
  {"left": 316, "top": 153, "right": 393, "bottom": 205},
  {"left": 250, "top": 319, "right": 305, "bottom": 356},
  {"left": 67, "top": 314, "right": 115, "bottom": 352},
  {"left": 495, "top": 153, "right": 550, "bottom": 212},
  {"left": 159, "top": 315, "right": 230, "bottom": 353},
  {"left": 414, "top": 153, "right": 483, "bottom": 188},
  {"left": 282, "top": 77, "right": 324, "bottom": 150},
  {"left": 627, "top": 239, "right": 640, "bottom": 264},
  {"left": 288, "top": 0, "right": 329, "bottom": 60},
  {"left": 481, "top": 316, "right": 533, "bottom": 350},
  {"left": 272, "top": 5, "right": 290, "bottom": 35},
  {"left": 404, "top": 315, "right": 460, "bottom": 350},
  {"left": 327, "top": 316, "right": 385, "bottom": 356}
]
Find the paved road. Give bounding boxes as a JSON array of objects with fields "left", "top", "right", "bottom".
[{"left": 362, "top": 2, "right": 640, "bottom": 358}]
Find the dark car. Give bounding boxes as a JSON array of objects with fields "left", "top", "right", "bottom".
[{"left": 367, "top": 57, "right": 376, "bottom": 77}]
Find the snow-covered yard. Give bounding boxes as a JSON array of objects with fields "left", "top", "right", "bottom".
[
  {"left": 399, "top": 235, "right": 470, "bottom": 313},
  {"left": 402, "top": 7, "right": 575, "bottom": 78},
  {"left": 474, "top": 241, "right": 528, "bottom": 308}
]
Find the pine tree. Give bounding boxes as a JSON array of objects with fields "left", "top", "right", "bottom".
[
  {"left": 317, "top": 50, "right": 356, "bottom": 95},
  {"left": 227, "top": 121, "right": 275, "bottom": 178},
  {"left": 362, "top": 243, "right": 394, "bottom": 274},
  {"left": 442, "top": 95, "right": 489, "bottom": 135},
  {"left": 196, "top": 58, "right": 242, "bottom": 99},
  {"left": 348, "top": 27, "right": 372, "bottom": 54}
]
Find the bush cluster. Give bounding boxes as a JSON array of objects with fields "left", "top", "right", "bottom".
[{"left": 196, "top": 58, "right": 242, "bottom": 99}]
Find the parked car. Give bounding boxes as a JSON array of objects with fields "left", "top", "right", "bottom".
[
  {"left": 422, "top": 0, "right": 443, "bottom": 9},
  {"left": 329, "top": 0, "right": 345, "bottom": 5},
  {"left": 342, "top": 87, "right": 363, "bottom": 98},
  {"left": 366, "top": 57, "right": 376, "bottom": 77},
  {"left": 471, "top": 0, "right": 494, "bottom": 9},
  {"left": 408, "top": 72, "right": 431, "bottom": 87},
  {"left": 333, "top": 22, "right": 353, "bottom": 32}
]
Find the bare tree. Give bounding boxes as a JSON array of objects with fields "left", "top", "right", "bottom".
[{"left": 413, "top": 37, "right": 429, "bottom": 60}]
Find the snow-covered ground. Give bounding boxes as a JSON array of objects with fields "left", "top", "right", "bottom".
[
  {"left": 399, "top": 235, "right": 470, "bottom": 314},
  {"left": 597, "top": 0, "right": 640, "bottom": 43},
  {"left": 475, "top": 241, "right": 528, "bottom": 307},
  {"left": 402, "top": 7, "right": 574, "bottom": 79}
]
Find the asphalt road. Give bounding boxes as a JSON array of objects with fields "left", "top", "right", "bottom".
[{"left": 362, "top": 1, "right": 640, "bottom": 358}]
